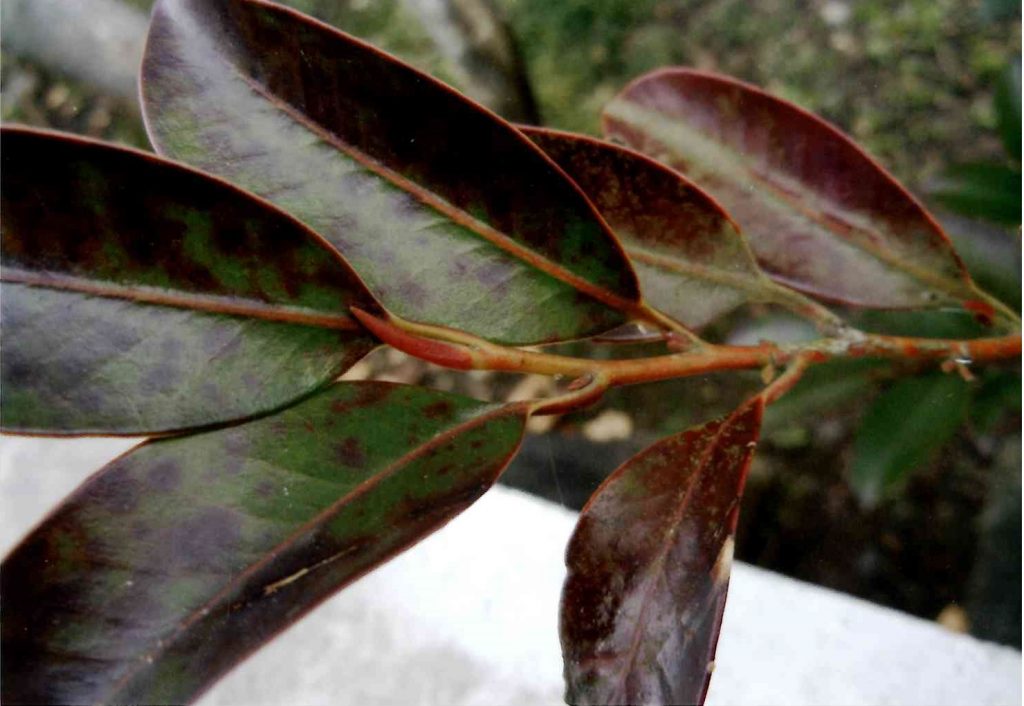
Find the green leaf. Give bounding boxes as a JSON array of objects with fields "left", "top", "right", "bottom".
[
  {"left": 1, "top": 127, "right": 379, "bottom": 435},
  {"left": 603, "top": 69, "right": 981, "bottom": 313},
  {"left": 523, "top": 126, "right": 812, "bottom": 329},
  {"left": 931, "top": 163, "right": 1022, "bottom": 226},
  {"left": 850, "top": 373, "right": 970, "bottom": 507},
  {"left": 762, "top": 358, "right": 885, "bottom": 434},
  {"left": 851, "top": 308, "right": 992, "bottom": 339},
  {"left": 994, "top": 59, "right": 1021, "bottom": 161},
  {"left": 970, "top": 370, "right": 1022, "bottom": 433},
  {"left": 941, "top": 215, "right": 1022, "bottom": 312},
  {"left": 1, "top": 381, "right": 527, "bottom": 704},
  {"left": 140, "top": 0, "right": 640, "bottom": 345},
  {"left": 561, "top": 400, "right": 763, "bottom": 706}
]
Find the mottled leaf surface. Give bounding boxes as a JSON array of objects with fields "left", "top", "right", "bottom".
[
  {"left": 524, "top": 127, "right": 795, "bottom": 328},
  {"left": 2, "top": 382, "right": 527, "bottom": 705},
  {"left": 561, "top": 400, "right": 763, "bottom": 706},
  {"left": 1, "top": 127, "right": 379, "bottom": 434},
  {"left": 141, "top": 0, "right": 640, "bottom": 345},
  {"left": 603, "top": 69, "right": 978, "bottom": 311},
  {"left": 850, "top": 372, "right": 969, "bottom": 507}
]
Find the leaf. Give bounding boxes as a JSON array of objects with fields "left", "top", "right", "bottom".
[
  {"left": 522, "top": 126, "right": 797, "bottom": 329},
  {"left": 851, "top": 308, "right": 992, "bottom": 339},
  {"left": 0, "top": 126, "right": 381, "bottom": 435},
  {"left": 762, "top": 358, "right": 885, "bottom": 434},
  {"left": 970, "top": 370, "right": 1021, "bottom": 433},
  {"left": 1, "top": 381, "right": 528, "bottom": 704},
  {"left": 561, "top": 399, "right": 764, "bottom": 706},
  {"left": 930, "top": 163, "right": 1022, "bottom": 226},
  {"left": 602, "top": 68, "right": 980, "bottom": 312},
  {"left": 995, "top": 59, "right": 1022, "bottom": 161},
  {"left": 850, "top": 372, "right": 970, "bottom": 507},
  {"left": 941, "top": 215, "right": 1022, "bottom": 312},
  {"left": 140, "top": 0, "right": 640, "bottom": 345}
]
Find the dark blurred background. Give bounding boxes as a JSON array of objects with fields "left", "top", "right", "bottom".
[{"left": 2, "top": 0, "right": 1020, "bottom": 647}]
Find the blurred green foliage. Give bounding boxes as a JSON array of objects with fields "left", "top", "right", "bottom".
[
  {"left": 850, "top": 372, "right": 971, "bottom": 507},
  {"left": 498, "top": 0, "right": 1020, "bottom": 187},
  {"left": 931, "top": 58, "right": 1021, "bottom": 224},
  {"left": 932, "top": 162, "right": 1022, "bottom": 225}
]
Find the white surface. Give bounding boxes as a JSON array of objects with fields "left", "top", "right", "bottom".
[{"left": 2, "top": 435, "right": 1021, "bottom": 705}]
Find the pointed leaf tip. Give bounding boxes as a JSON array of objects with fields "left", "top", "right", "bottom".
[
  {"left": 603, "top": 68, "right": 978, "bottom": 313},
  {"left": 523, "top": 126, "right": 791, "bottom": 329},
  {"left": 561, "top": 399, "right": 763, "bottom": 705}
]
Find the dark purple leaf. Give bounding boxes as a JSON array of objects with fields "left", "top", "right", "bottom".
[
  {"left": 561, "top": 399, "right": 763, "bottom": 705},
  {"left": 523, "top": 126, "right": 814, "bottom": 329},
  {"left": 603, "top": 69, "right": 984, "bottom": 314}
]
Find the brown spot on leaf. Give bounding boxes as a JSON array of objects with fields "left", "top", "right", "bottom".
[
  {"left": 330, "top": 382, "right": 391, "bottom": 415},
  {"left": 422, "top": 400, "right": 453, "bottom": 419},
  {"left": 334, "top": 437, "right": 367, "bottom": 468}
]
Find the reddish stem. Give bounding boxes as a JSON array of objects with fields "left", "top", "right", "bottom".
[{"left": 351, "top": 307, "right": 1021, "bottom": 412}]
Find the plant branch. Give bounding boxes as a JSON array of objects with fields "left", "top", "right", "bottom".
[
  {"left": 973, "top": 286, "right": 1022, "bottom": 331},
  {"left": 352, "top": 307, "right": 1021, "bottom": 393},
  {"left": 528, "top": 373, "right": 611, "bottom": 416},
  {"left": 634, "top": 302, "right": 705, "bottom": 346},
  {"left": 762, "top": 281, "right": 848, "bottom": 336},
  {"left": 758, "top": 353, "right": 815, "bottom": 405}
]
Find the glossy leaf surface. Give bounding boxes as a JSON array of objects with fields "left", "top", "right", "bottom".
[
  {"left": 561, "top": 400, "right": 763, "bottom": 705},
  {"left": 141, "top": 0, "right": 640, "bottom": 345},
  {"left": 603, "top": 69, "right": 977, "bottom": 311},
  {"left": 2, "top": 382, "right": 527, "bottom": 704},
  {"left": 1, "top": 127, "right": 378, "bottom": 435},
  {"left": 524, "top": 127, "right": 788, "bottom": 328},
  {"left": 850, "top": 372, "right": 969, "bottom": 507}
]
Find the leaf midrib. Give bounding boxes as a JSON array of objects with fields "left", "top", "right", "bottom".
[
  {"left": 624, "top": 243, "right": 774, "bottom": 298},
  {"left": 604, "top": 413, "right": 738, "bottom": 700},
  {"left": 604, "top": 98, "right": 974, "bottom": 302},
  {"left": 101, "top": 399, "right": 525, "bottom": 703},
  {"left": 0, "top": 267, "right": 360, "bottom": 330},
  {"left": 224, "top": 66, "right": 638, "bottom": 316}
]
